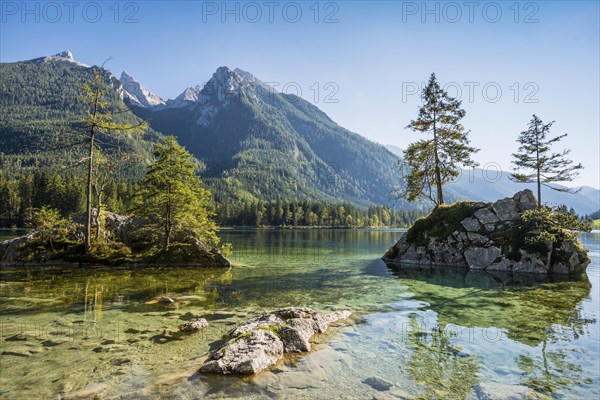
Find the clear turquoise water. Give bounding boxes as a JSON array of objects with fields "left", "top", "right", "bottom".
[{"left": 0, "top": 228, "right": 598, "bottom": 399}]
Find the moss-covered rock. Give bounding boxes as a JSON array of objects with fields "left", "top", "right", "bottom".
[{"left": 383, "top": 190, "right": 590, "bottom": 275}]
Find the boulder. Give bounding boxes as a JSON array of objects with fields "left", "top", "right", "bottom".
[
  {"left": 474, "top": 208, "right": 500, "bottom": 225},
  {"left": 363, "top": 376, "right": 395, "bottom": 391},
  {"left": 200, "top": 308, "right": 352, "bottom": 375},
  {"left": 474, "top": 382, "right": 546, "bottom": 400},
  {"left": 491, "top": 198, "right": 519, "bottom": 221},
  {"left": 464, "top": 246, "right": 502, "bottom": 270},
  {"left": 513, "top": 190, "right": 537, "bottom": 212},
  {"left": 383, "top": 190, "right": 590, "bottom": 275},
  {"left": 0, "top": 233, "right": 35, "bottom": 263},
  {"left": 461, "top": 218, "right": 480, "bottom": 232},
  {"left": 179, "top": 318, "right": 208, "bottom": 333}
]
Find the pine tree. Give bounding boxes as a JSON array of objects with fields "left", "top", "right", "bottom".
[
  {"left": 80, "top": 67, "right": 146, "bottom": 253},
  {"left": 131, "top": 136, "right": 219, "bottom": 252},
  {"left": 510, "top": 115, "right": 583, "bottom": 208},
  {"left": 402, "top": 73, "right": 478, "bottom": 205}
]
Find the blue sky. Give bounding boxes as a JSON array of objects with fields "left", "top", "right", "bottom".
[{"left": 1, "top": 1, "right": 599, "bottom": 187}]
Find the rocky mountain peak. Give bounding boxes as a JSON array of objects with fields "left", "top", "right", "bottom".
[
  {"left": 30, "top": 50, "right": 88, "bottom": 67},
  {"left": 119, "top": 71, "right": 166, "bottom": 108}
]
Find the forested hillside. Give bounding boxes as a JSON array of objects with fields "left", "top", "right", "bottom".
[
  {"left": 0, "top": 55, "right": 165, "bottom": 227},
  {"left": 132, "top": 67, "right": 405, "bottom": 207}
]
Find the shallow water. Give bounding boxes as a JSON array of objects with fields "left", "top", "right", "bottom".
[{"left": 0, "top": 229, "right": 598, "bottom": 399}]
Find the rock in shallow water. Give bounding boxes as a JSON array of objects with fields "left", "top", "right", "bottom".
[
  {"left": 200, "top": 307, "right": 352, "bottom": 375},
  {"left": 474, "top": 382, "right": 546, "bottom": 400},
  {"left": 179, "top": 318, "right": 208, "bottom": 333},
  {"left": 363, "top": 376, "right": 394, "bottom": 391}
]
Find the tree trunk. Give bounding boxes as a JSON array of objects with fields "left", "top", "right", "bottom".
[
  {"left": 537, "top": 169, "right": 542, "bottom": 208},
  {"left": 432, "top": 112, "right": 444, "bottom": 205},
  {"left": 94, "top": 192, "right": 102, "bottom": 240},
  {"left": 165, "top": 185, "right": 171, "bottom": 252},
  {"left": 85, "top": 131, "right": 94, "bottom": 252},
  {"left": 535, "top": 126, "right": 542, "bottom": 208}
]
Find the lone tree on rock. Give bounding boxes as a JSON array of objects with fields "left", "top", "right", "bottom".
[
  {"left": 80, "top": 66, "right": 146, "bottom": 253},
  {"left": 510, "top": 114, "right": 583, "bottom": 208},
  {"left": 402, "top": 73, "right": 479, "bottom": 206},
  {"left": 131, "top": 136, "right": 220, "bottom": 252}
]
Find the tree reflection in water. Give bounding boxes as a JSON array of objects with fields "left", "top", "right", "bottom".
[{"left": 387, "top": 264, "right": 594, "bottom": 398}]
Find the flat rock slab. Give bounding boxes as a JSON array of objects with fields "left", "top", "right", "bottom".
[{"left": 200, "top": 307, "right": 352, "bottom": 375}]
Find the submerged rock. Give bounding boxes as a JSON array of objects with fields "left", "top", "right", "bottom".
[
  {"left": 179, "top": 318, "right": 208, "bottom": 333},
  {"left": 363, "top": 376, "right": 395, "bottom": 391},
  {"left": 200, "top": 307, "right": 352, "bottom": 375},
  {"left": 474, "top": 382, "right": 546, "bottom": 400},
  {"left": 383, "top": 190, "right": 589, "bottom": 275}
]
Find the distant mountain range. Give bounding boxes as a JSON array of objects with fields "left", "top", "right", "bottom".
[
  {"left": 0, "top": 51, "right": 598, "bottom": 214},
  {"left": 385, "top": 145, "right": 600, "bottom": 215}
]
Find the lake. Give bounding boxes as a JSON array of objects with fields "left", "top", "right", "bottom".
[{"left": 0, "top": 228, "right": 598, "bottom": 399}]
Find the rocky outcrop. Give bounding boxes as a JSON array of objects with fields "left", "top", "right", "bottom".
[
  {"left": 383, "top": 190, "right": 590, "bottom": 275},
  {"left": 0, "top": 233, "right": 36, "bottom": 264},
  {"left": 200, "top": 308, "right": 352, "bottom": 375}
]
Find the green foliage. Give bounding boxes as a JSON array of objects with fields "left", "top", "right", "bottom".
[
  {"left": 401, "top": 73, "right": 478, "bottom": 205},
  {"left": 215, "top": 199, "right": 422, "bottom": 228},
  {"left": 511, "top": 115, "right": 583, "bottom": 206},
  {"left": 19, "top": 206, "right": 80, "bottom": 261},
  {"left": 405, "top": 202, "right": 478, "bottom": 246},
  {"left": 29, "top": 206, "right": 78, "bottom": 248},
  {"left": 519, "top": 206, "right": 591, "bottom": 248},
  {"left": 219, "top": 242, "right": 233, "bottom": 257},
  {"left": 0, "top": 169, "right": 133, "bottom": 228},
  {"left": 131, "top": 136, "right": 222, "bottom": 252},
  {"left": 489, "top": 206, "right": 590, "bottom": 261}
]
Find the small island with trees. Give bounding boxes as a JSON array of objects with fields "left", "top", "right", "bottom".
[{"left": 385, "top": 73, "right": 591, "bottom": 275}]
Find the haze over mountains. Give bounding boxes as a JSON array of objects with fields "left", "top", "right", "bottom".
[
  {"left": 0, "top": 51, "right": 598, "bottom": 214},
  {"left": 384, "top": 146, "right": 599, "bottom": 214}
]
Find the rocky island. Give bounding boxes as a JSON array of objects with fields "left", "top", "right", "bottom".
[
  {"left": 383, "top": 190, "right": 590, "bottom": 275},
  {"left": 0, "top": 211, "right": 231, "bottom": 267}
]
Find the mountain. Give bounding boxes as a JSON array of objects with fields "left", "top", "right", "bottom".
[
  {"left": 385, "top": 145, "right": 598, "bottom": 214},
  {"left": 0, "top": 51, "right": 164, "bottom": 178},
  {"left": 385, "top": 144, "right": 403, "bottom": 157},
  {"left": 167, "top": 84, "right": 204, "bottom": 108},
  {"left": 28, "top": 50, "right": 89, "bottom": 67},
  {"left": 574, "top": 186, "right": 600, "bottom": 205},
  {"left": 444, "top": 169, "right": 599, "bottom": 215},
  {"left": 127, "top": 66, "right": 405, "bottom": 207},
  {"left": 120, "top": 71, "right": 166, "bottom": 108}
]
